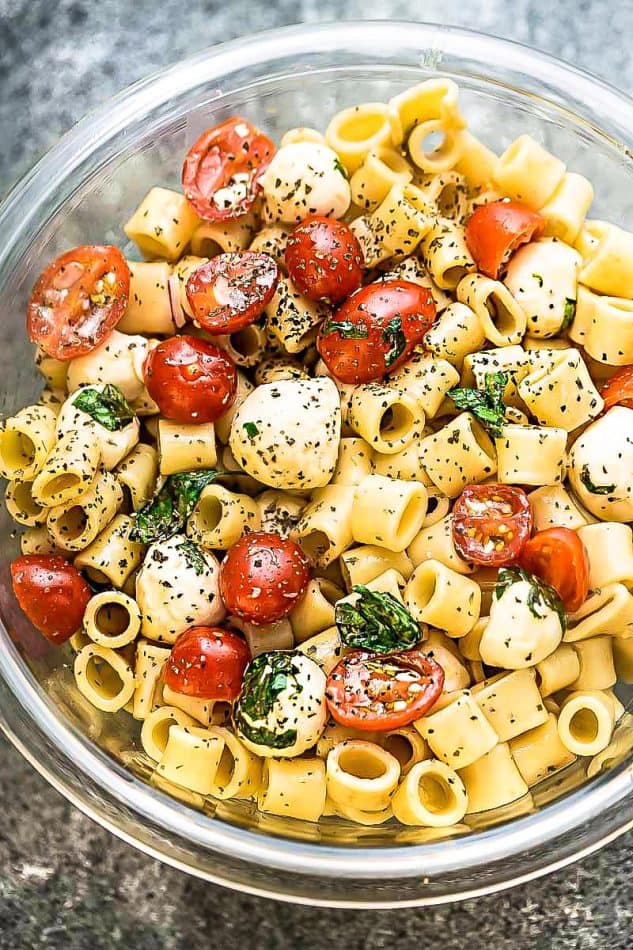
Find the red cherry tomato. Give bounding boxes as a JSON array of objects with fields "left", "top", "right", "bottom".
[
  {"left": 452, "top": 484, "right": 532, "bottom": 566},
  {"left": 465, "top": 200, "right": 544, "bottom": 279},
  {"left": 27, "top": 245, "right": 130, "bottom": 360},
  {"left": 219, "top": 532, "right": 310, "bottom": 625},
  {"left": 10, "top": 555, "right": 92, "bottom": 645},
  {"left": 186, "top": 252, "right": 279, "bottom": 334},
  {"left": 163, "top": 625, "right": 250, "bottom": 700},
  {"left": 600, "top": 366, "right": 633, "bottom": 411},
  {"left": 144, "top": 334, "right": 237, "bottom": 424},
  {"left": 317, "top": 280, "right": 436, "bottom": 384},
  {"left": 325, "top": 647, "right": 444, "bottom": 731},
  {"left": 182, "top": 117, "right": 275, "bottom": 221},
  {"left": 520, "top": 527, "right": 589, "bottom": 613},
  {"left": 284, "top": 215, "right": 364, "bottom": 303}
]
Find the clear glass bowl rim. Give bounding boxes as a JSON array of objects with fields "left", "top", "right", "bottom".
[{"left": 1, "top": 19, "right": 633, "bottom": 906}]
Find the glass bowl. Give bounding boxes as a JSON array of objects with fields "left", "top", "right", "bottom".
[{"left": 1, "top": 20, "right": 632, "bottom": 908}]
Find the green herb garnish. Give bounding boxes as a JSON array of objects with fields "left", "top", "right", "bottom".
[
  {"left": 130, "top": 469, "right": 230, "bottom": 544},
  {"left": 243, "top": 422, "right": 259, "bottom": 439},
  {"left": 447, "top": 371, "right": 509, "bottom": 437},
  {"left": 333, "top": 157, "right": 348, "bottom": 179},
  {"left": 495, "top": 566, "right": 566, "bottom": 632},
  {"left": 382, "top": 316, "right": 407, "bottom": 368},
  {"left": 233, "top": 652, "right": 300, "bottom": 750},
  {"left": 336, "top": 585, "right": 422, "bottom": 653},
  {"left": 532, "top": 273, "right": 544, "bottom": 287},
  {"left": 176, "top": 539, "right": 207, "bottom": 576},
  {"left": 580, "top": 464, "right": 616, "bottom": 496},
  {"left": 561, "top": 297, "right": 577, "bottom": 331},
  {"left": 321, "top": 318, "right": 369, "bottom": 340},
  {"left": 73, "top": 384, "right": 135, "bottom": 432}
]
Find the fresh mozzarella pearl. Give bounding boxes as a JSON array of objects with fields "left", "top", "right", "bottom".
[
  {"left": 56, "top": 384, "right": 140, "bottom": 470},
  {"left": 568, "top": 406, "right": 633, "bottom": 522},
  {"left": 260, "top": 142, "right": 351, "bottom": 223},
  {"left": 480, "top": 578, "right": 563, "bottom": 669},
  {"left": 504, "top": 238, "right": 581, "bottom": 338}
]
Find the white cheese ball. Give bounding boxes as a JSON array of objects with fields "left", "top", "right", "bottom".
[
  {"left": 504, "top": 238, "right": 581, "bottom": 338},
  {"left": 229, "top": 376, "right": 341, "bottom": 490},
  {"left": 568, "top": 406, "right": 633, "bottom": 522},
  {"left": 479, "top": 577, "right": 563, "bottom": 669},
  {"left": 235, "top": 651, "right": 327, "bottom": 758},
  {"left": 260, "top": 142, "right": 351, "bottom": 223},
  {"left": 136, "top": 534, "right": 225, "bottom": 643},
  {"left": 66, "top": 330, "right": 148, "bottom": 402},
  {"left": 57, "top": 385, "right": 140, "bottom": 470}
]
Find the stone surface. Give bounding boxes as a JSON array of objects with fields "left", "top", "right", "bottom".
[{"left": 1, "top": 0, "right": 633, "bottom": 947}]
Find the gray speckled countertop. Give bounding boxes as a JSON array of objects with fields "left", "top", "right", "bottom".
[{"left": 1, "top": 1, "right": 633, "bottom": 946}]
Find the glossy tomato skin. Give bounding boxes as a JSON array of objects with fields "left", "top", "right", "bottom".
[
  {"left": 452, "top": 484, "right": 532, "bottom": 567},
  {"left": 10, "top": 555, "right": 92, "bottom": 645},
  {"left": 27, "top": 244, "right": 130, "bottom": 360},
  {"left": 317, "top": 280, "right": 436, "bottom": 384},
  {"left": 186, "top": 252, "right": 279, "bottom": 334},
  {"left": 164, "top": 626, "right": 250, "bottom": 700},
  {"left": 520, "top": 527, "right": 589, "bottom": 613},
  {"left": 284, "top": 215, "right": 364, "bottom": 303},
  {"left": 325, "top": 647, "right": 444, "bottom": 731},
  {"left": 465, "top": 200, "right": 544, "bottom": 279},
  {"left": 601, "top": 366, "right": 633, "bottom": 411},
  {"left": 219, "top": 532, "right": 310, "bottom": 625},
  {"left": 182, "top": 117, "right": 275, "bottom": 222},
  {"left": 144, "top": 334, "right": 237, "bottom": 424}
]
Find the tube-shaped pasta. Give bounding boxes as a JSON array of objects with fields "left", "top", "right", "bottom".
[
  {"left": 350, "top": 147, "right": 413, "bottom": 211},
  {"left": 419, "top": 413, "right": 497, "bottom": 498},
  {"left": 160, "top": 684, "right": 213, "bottom": 727},
  {"left": 534, "top": 644, "right": 581, "bottom": 697},
  {"left": 418, "top": 171, "right": 468, "bottom": 221},
  {"left": 386, "top": 352, "right": 460, "bottom": 419},
  {"left": 74, "top": 643, "right": 135, "bottom": 713},
  {"left": 229, "top": 615, "right": 294, "bottom": 657},
  {"left": 389, "top": 78, "right": 464, "bottom": 135},
  {"left": 493, "top": 135, "right": 566, "bottom": 209},
  {"left": 578, "top": 523, "right": 633, "bottom": 588},
  {"left": 187, "top": 484, "right": 260, "bottom": 550},
  {"left": 140, "top": 704, "right": 196, "bottom": 757},
  {"left": 158, "top": 420, "right": 217, "bottom": 475},
  {"left": 571, "top": 285, "right": 633, "bottom": 365},
  {"left": 331, "top": 438, "right": 374, "bottom": 487},
  {"left": 494, "top": 424, "right": 566, "bottom": 486},
  {"left": 424, "top": 302, "right": 485, "bottom": 369},
  {"left": 46, "top": 470, "right": 123, "bottom": 552},
  {"left": 419, "top": 218, "right": 476, "bottom": 290},
  {"left": 414, "top": 691, "right": 498, "bottom": 769},
  {"left": 453, "top": 132, "right": 497, "bottom": 188},
  {"left": 340, "top": 544, "right": 413, "bottom": 590},
  {"left": 472, "top": 669, "right": 548, "bottom": 741},
  {"left": 205, "top": 725, "right": 262, "bottom": 800},
  {"left": 540, "top": 172, "right": 594, "bottom": 244},
  {"left": 407, "top": 121, "right": 466, "bottom": 175},
  {"left": 456, "top": 274, "right": 527, "bottom": 346},
  {"left": 528, "top": 485, "right": 588, "bottom": 532},
  {"left": 19, "top": 525, "right": 60, "bottom": 556},
  {"left": 292, "top": 485, "right": 355, "bottom": 567},
  {"left": 326, "top": 740, "right": 401, "bottom": 811},
  {"left": 258, "top": 757, "right": 327, "bottom": 822},
  {"left": 423, "top": 629, "right": 471, "bottom": 692},
  {"left": 36, "top": 348, "right": 68, "bottom": 390},
  {"left": 214, "top": 371, "right": 253, "bottom": 445},
  {"left": 280, "top": 127, "right": 324, "bottom": 147},
  {"left": 461, "top": 345, "right": 531, "bottom": 407},
  {"left": 215, "top": 323, "right": 268, "bottom": 369},
  {"left": 265, "top": 276, "right": 329, "bottom": 354},
  {"left": 124, "top": 187, "right": 200, "bottom": 260},
  {"left": 189, "top": 211, "right": 257, "bottom": 258},
  {"left": 459, "top": 742, "right": 529, "bottom": 813},
  {"left": 32, "top": 426, "right": 101, "bottom": 508},
  {"left": 118, "top": 261, "right": 175, "bottom": 335},
  {"left": 392, "top": 759, "right": 467, "bottom": 826},
  {"left": 289, "top": 577, "right": 342, "bottom": 643},
  {"left": 256, "top": 489, "right": 305, "bottom": 537},
  {"left": 369, "top": 183, "right": 433, "bottom": 259},
  {"left": 248, "top": 225, "right": 290, "bottom": 266},
  {"left": 156, "top": 725, "right": 225, "bottom": 794},
  {"left": 571, "top": 636, "right": 616, "bottom": 690},
  {"left": 66, "top": 330, "right": 148, "bottom": 402},
  {"left": 379, "top": 256, "right": 452, "bottom": 312},
  {"left": 614, "top": 638, "right": 633, "bottom": 683},
  {"left": 578, "top": 221, "right": 633, "bottom": 298},
  {"left": 4, "top": 480, "right": 46, "bottom": 527},
  {"left": 351, "top": 474, "right": 427, "bottom": 552},
  {"left": 458, "top": 617, "right": 486, "bottom": 662},
  {"left": 0, "top": 405, "right": 57, "bottom": 482},
  {"left": 83, "top": 590, "right": 141, "bottom": 649},
  {"left": 325, "top": 102, "right": 401, "bottom": 174},
  {"left": 407, "top": 514, "right": 474, "bottom": 575},
  {"left": 509, "top": 713, "right": 576, "bottom": 787},
  {"left": 372, "top": 438, "right": 432, "bottom": 484},
  {"left": 518, "top": 349, "right": 603, "bottom": 431},
  {"left": 347, "top": 384, "right": 422, "bottom": 454},
  {"left": 74, "top": 514, "right": 145, "bottom": 588},
  {"left": 565, "top": 583, "right": 633, "bottom": 643},
  {"left": 296, "top": 625, "right": 343, "bottom": 675},
  {"left": 557, "top": 690, "right": 617, "bottom": 756},
  {"left": 316, "top": 723, "right": 383, "bottom": 759},
  {"left": 115, "top": 444, "right": 158, "bottom": 512},
  {"left": 377, "top": 726, "right": 430, "bottom": 776},
  {"left": 404, "top": 559, "right": 480, "bottom": 637}
]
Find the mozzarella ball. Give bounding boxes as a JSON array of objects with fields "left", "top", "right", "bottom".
[
  {"left": 235, "top": 651, "right": 327, "bottom": 758},
  {"left": 504, "top": 238, "right": 581, "bottom": 338},
  {"left": 229, "top": 376, "right": 341, "bottom": 490},
  {"left": 480, "top": 578, "right": 563, "bottom": 669},
  {"left": 260, "top": 143, "right": 351, "bottom": 223},
  {"left": 66, "top": 330, "right": 149, "bottom": 401},
  {"left": 136, "top": 534, "right": 225, "bottom": 643},
  {"left": 57, "top": 385, "right": 140, "bottom": 470},
  {"left": 568, "top": 406, "right": 633, "bottom": 522}
]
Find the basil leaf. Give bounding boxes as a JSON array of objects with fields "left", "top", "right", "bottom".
[
  {"left": 495, "top": 566, "right": 567, "bottom": 633},
  {"left": 233, "top": 652, "right": 300, "bottom": 750},
  {"left": 381, "top": 316, "right": 407, "bottom": 368},
  {"left": 561, "top": 297, "right": 576, "bottom": 331},
  {"left": 333, "top": 157, "right": 348, "bottom": 179},
  {"left": 321, "top": 318, "right": 369, "bottom": 340},
  {"left": 532, "top": 273, "right": 544, "bottom": 287},
  {"left": 336, "top": 585, "right": 422, "bottom": 653},
  {"left": 243, "top": 422, "right": 259, "bottom": 439},
  {"left": 580, "top": 464, "right": 616, "bottom": 496},
  {"left": 73, "top": 384, "right": 135, "bottom": 432},
  {"left": 176, "top": 539, "right": 207, "bottom": 576},
  {"left": 447, "top": 371, "right": 509, "bottom": 437},
  {"left": 130, "top": 469, "right": 230, "bottom": 544}
]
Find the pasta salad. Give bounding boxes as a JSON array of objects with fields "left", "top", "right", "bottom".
[{"left": 3, "top": 78, "right": 633, "bottom": 830}]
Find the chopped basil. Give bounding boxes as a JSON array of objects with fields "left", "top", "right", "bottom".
[
  {"left": 176, "top": 539, "right": 206, "bottom": 576},
  {"left": 447, "top": 371, "right": 509, "bottom": 437},
  {"left": 495, "top": 566, "right": 566, "bottom": 632},
  {"left": 233, "top": 652, "right": 300, "bottom": 750},
  {"left": 336, "top": 585, "right": 422, "bottom": 653},
  {"left": 73, "top": 384, "right": 135, "bottom": 432},
  {"left": 580, "top": 464, "right": 616, "bottom": 496},
  {"left": 321, "top": 318, "right": 369, "bottom": 340},
  {"left": 381, "top": 316, "right": 407, "bottom": 368},
  {"left": 130, "top": 469, "right": 231, "bottom": 543},
  {"left": 333, "top": 156, "right": 348, "bottom": 179},
  {"left": 532, "top": 273, "right": 544, "bottom": 287},
  {"left": 243, "top": 421, "right": 259, "bottom": 439},
  {"left": 561, "top": 297, "right": 576, "bottom": 331}
]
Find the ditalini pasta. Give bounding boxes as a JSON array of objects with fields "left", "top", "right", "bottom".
[{"left": 6, "top": 78, "right": 632, "bottom": 832}]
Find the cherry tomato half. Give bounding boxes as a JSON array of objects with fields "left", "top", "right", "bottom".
[
  {"left": 520, "top": 527, "right": 589, "bottom": 613},
  {"left": 600, "top": 366, "right": 633, "bottom": 412},
  {"left": 27, "top": 245, "right": 130, "bottom": 361},
  {"left": 10, "top": 555, "right": 92, "bottom": 645},
  {"left": 325, "top": 647, "right": 444, "bottom": 731},
  {"left": 465, "top": 200, "right": 544, "bottom": 279},
  {"left": 452, "top": 484, "right": 532, "bottom": 566},
  {"left": 144, "top": 334, "right": 237, "bottom": 424},
  {"left": 164, "top": 625, "right": 250, "bottom": 701},
  {"left": 182, "top": 117, "right": 275, "bottom": 221},
  {"left": 219, "top": 532, "right": 310, "bottom": 625},
  {"left": 284, "top": 215, "right": 364, "bottom": 303},
  {"left": 317, "top": 280, "right": 436, "bottom": 384},
  {"left": 186, "top": 252, "right": 279, "bottom": 334}
]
